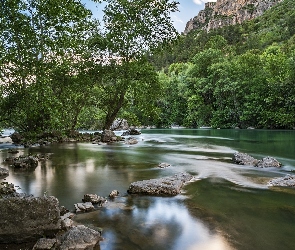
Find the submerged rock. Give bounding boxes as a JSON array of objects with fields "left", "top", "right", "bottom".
[
  {"left": 127, "top": 173, "right": 194, "bottom": 196},
  {"left": 268, "top": 174, "right": 295, "bottom": 187},
  {"left": 125, "top": 137, "right": 138, "bottom": 145},
  {"left": 158, "top": 163, "right": 171, "bottom": 168},
  {"left": 233, "top": 152, "right": 282, "bottom": 168}
]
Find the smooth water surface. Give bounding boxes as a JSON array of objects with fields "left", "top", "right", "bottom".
[{"left": 1, "top": 129, "right": 295, "bottom": 250}]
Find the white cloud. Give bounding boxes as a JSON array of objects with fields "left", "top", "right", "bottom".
[{"left": 193, "top": 0, "right": 217, "bottom": 5}]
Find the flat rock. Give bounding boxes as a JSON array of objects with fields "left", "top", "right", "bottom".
[
  {"left": 268, "top": 174, "right": 295, "bottom": 187},
  {"left": 127, "top": 173, "right": 193, "bottom": 196},
  {"left": 0, "top": 196, "right": 61, "bottom": 243}
]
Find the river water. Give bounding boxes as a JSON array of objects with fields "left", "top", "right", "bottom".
[{"left": 1, "top": 129, "right": 295, "bottom": 250}]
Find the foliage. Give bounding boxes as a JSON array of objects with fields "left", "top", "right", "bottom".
[
  {"left": 153, "top": 0, "right": 295, "bottom": 129},
  {"left": 0, "top": 0, "right": 179, "bottom": 132}
]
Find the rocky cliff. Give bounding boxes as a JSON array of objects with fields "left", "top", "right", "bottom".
[{"left": 184, "top": 0, "right": 283, "bottom": 34}]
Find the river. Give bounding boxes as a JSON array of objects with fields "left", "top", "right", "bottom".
[{"left": 1, "top": 129, "right": 295, "bottom": 250}]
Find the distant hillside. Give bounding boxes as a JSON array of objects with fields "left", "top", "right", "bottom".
[
  {"left": 184, "top": 0, "right": 283, "bottom": 34},
  {"left": 150, "top": 0, "right": 294, "bottom": 70}
]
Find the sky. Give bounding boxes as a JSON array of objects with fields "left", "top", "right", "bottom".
[{"left": 81, "top": 0, "right": 217, "bottom": 33}]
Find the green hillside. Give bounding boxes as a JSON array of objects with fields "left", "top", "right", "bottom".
[{"left": 151, "top": 0, "right": 295, "bottom": 129}]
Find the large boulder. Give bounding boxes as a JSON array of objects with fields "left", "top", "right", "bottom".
[
  {"left": 233, "top": 152, "right": 282, "bottom": 168},
  {"left": 58, "top": 225, "right": 102, "bottom": 250},
  {"left": 268, "top": 174, "right": 295, "bottom": 187},
  {"left": 127, "top": 173, "right": 194, "bottom": 196},
  {"left": 0, "top": 196, "right": 61, "bottom": 243},
  {"left": 101, "top": 130, "right": 117, "bottom": 142}
]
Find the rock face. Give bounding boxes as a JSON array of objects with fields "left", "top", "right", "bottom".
[
  {"left": 268, "top": 174, "right": 295, "bottom": 187},
  {"left": 233, "top": 152, "right": 282, "bottom": 168},
  {"left": 127, "top": 173, "right": 194, "bottom": 196},
  {"left": 184, "top": 0, "right": 283, "bottom": 34},
  {"left": 0, "top": 196, "right": 61, "bottom": 243}
]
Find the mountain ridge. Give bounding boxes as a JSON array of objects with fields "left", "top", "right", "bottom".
[{"left": 184, "top": 0, "right": 283, "bottom": 34}]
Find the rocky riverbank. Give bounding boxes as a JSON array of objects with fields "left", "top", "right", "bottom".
[{"left": 0, "top": 181, "right": 102, "bottom": 249}]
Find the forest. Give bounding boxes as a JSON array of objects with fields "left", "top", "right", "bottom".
[
  {"left": 1, "top": 0, "right": 294, "bottom": 139},
  {"left": 151, "top": 0, "right": 295, "bottom": 129}
]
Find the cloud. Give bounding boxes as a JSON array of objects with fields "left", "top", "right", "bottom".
[{"left": 193, "top": 0, "right": 217, "bottom": 5}]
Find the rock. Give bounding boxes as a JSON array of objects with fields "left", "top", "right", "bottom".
[
  {"left": 110, "top": 118, "right": 129, "bottom": 131},
  {"left": 125, "top": 137, "right": 138, "bottom": 145},
  {"left": 5, "top": 155, "right": 39, "bottom": 170},
  {"left": 61, "top": 217, "right": 74, "bottom": 231},
  {"left": 0, "top": 167, "right": 9, "bottom": 177},
  {"left": 10, "top": 132, "right": 23, "bottom": 144},
  {"left": 101, "top": 130, "right": 117, "bottom": 142},
  {"left": 60, "top": 212, "right": 75, "bottom": 230},
  {"left": 74, "top": 202, "right": 95, "bottom": 213},
  {"left": 127, "top": 173, "right": 194, "bottom": 196},
  {"left": 122, "top": 128, "right": 141, "bottom": 136},
  {"left": 233, "top": 152, "right": 258, "bottom": 165},
  {"left": 33, "top": 238, "right": 57, "bottom": 250},
  {"left": 82, "top": 194, "right": 107, "bottom": 206},
  {"left": 184, "top": 0, "right": 283, "bottom": 34},
  {"left": 233, "top": 152, "right": 282, "bottom": 168},
  {"left": 0, "top": 181, "right": 16, "bottom": 196},
  {"left": 109, "top": 190, "right": 119, "bottom": 198},
  {"left": 82, "top": 194, "right": 101, "bottom": 204},
  {"left": 8, "top": 149, "right": 19, "bottom": 154},
  {"left": 60, "top": 206, "right": 69, "bottom": 216},
  {"left": 256, "top": 157, "right": 282, "bottom": 168},
  {"left": 268, "top": 174, "right": 295, "bottom": 187},
  {"left": 0, "top": 196, "right": 61, "bottom": 243},
  {"left": 59, "top": 225, "right": 102, "bottom": 250},
  {"left": 158, "top": 163, "right": 171, "bottom": 168}
]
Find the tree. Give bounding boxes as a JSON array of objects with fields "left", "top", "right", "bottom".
[
  {"left": 95, "top": 0, "right": 179, "bottom": 129},
  {"left": 0, "top": 0, "right": 99, "bottom": 132}
]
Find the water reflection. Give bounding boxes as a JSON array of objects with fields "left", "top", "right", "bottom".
[
  {"left": 1, "top": 129, "right": 295, "bottom": 249},
  {"left": 75, "top": 196, "right": 234, "bottom": 250}
]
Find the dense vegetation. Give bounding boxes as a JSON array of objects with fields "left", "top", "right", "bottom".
[
  {"left": 0, "top": 0, "right": 178, "bottom": 134},
  {"left": 1, "top": 0, "right": 294, "bottom": 134},
  {"left": 151, "top": 0, "right": 295, "bottom": 129}
]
